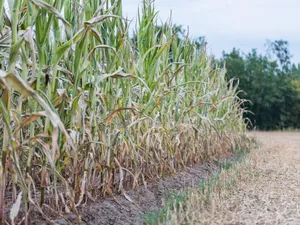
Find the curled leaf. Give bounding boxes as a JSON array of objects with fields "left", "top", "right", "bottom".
[
  {"left": 87, "top": 45, "right": 116, "bottom": 61},
  {"left": 97, "top": 68, "right": 135, "bottom": 83},
  {"left": 20, "top": 112, "right": 47, "bottom": 128},
  {"left": 0, "top": 70, "right": 35, "bottom": 97},
  {"left": 106, "top": 107, "right": 138, "bottom": 123},
  {"left": 84, "top": 15, "right": 122, "bottom": 26}
]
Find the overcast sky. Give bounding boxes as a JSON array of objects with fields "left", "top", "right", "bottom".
[{"left": 123, "top": 0, "right": 300, "bottom": 63}]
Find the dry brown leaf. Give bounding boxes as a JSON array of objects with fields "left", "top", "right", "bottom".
[{"left": 105, "top": 107, "right": 138, "bottom": 123}]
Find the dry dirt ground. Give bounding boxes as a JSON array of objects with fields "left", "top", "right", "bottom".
[
  {"left": 242, "top": 132, "right": 300, "bottom": 224},
  {"left": 196, "top": 132, "right": 300, "bottom": 225}
]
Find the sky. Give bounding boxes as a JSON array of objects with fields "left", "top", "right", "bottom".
[{"left": 122, "top": 0, "right": 300, "bottom": 63}]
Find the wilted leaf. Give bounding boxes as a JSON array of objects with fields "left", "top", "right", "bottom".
[
  {"left": 0, "top": 70, "right": 35, "bottom": 97},
  {"left": 20, "top": 112, "right": 47, "bottom": 128},
  {"left": 97, "top": 68, "right": 135, "bottom": 83},
  {"left": 0, "top": 70, "right": 76, "bottom": 152},
  {"left": 87, "top": 45, "right": 116, "bottom": 61},
  {"left": 106, "top": 107, "right": 138, "bottom": 123},
  {"left": 128, "top": 117, "right": 149, "bottom": 129},
  {"left": 24, "top": 27, "right": 37, "bottom": 83},
  {"left": 10, "top": 192, "right": 22, "bottom": 225},
  {"left": 89, "top": 27, "right": 102, "bottom": 43},
  {"left": 84, "top": 15, "right": 122, "bottom": 26}
]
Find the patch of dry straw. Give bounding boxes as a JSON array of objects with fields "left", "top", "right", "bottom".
[{"left": 160, "top": 132, "right": 300, "bottom": 225}]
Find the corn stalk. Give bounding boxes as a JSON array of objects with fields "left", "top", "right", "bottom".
[{"left": 0, "top": 0, "right": 247, "bottom": 223}]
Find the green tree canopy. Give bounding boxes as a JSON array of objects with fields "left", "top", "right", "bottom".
[{"left": 222, "top": 41, "right": 300, "bottom": 130}]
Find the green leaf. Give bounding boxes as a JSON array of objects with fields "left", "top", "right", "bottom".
[
  {"left": 51, "top": 28, "right": 85, "bottom": 65},
  {"left": 30, "top": 0, "right": 71, "bottom": 31}
]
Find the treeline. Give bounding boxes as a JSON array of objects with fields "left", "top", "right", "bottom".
[{"left": 221, "top": 40, "right": 300, "bottom": 130}]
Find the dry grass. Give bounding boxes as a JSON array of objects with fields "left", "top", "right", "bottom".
[{"left": 155, "top": 132, "right": 300, "bottom": 225}]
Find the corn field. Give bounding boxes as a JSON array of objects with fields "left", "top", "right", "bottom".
[{"left": 0, "top": 0, "right": 247, "bottom": 223}]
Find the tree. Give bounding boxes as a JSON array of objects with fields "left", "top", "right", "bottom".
[
  {"left": 222, "top": 41, "right": 300, "bottom": 130},
  {"left": 266, "top": 39, "right": 292, "bottom": 72}
]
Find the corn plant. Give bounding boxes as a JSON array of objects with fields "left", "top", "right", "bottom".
[{"left": 0, "top": 0, "right": 247, "bottom": 223}]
